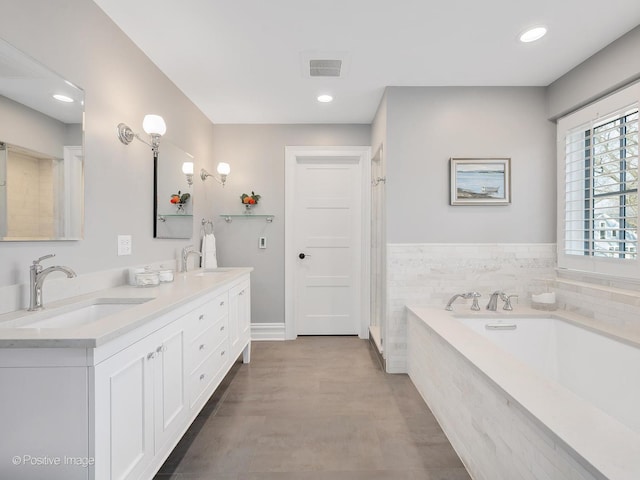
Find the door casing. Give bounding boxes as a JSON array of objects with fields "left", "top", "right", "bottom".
[{"left": 284, "top": 146, "right": 371, "bottom": 340}]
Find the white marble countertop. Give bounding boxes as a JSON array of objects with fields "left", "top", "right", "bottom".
[{"left": 0, "top": 267, "right": 252, "bottom": 348}]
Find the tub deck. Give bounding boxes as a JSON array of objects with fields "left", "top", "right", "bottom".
[{"left": 407, "top": 306, "right": 640, "bottom": 480}]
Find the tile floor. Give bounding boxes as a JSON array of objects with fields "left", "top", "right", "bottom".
[{"left": 154, "top": 336, "right": 471, "bottom": 480}]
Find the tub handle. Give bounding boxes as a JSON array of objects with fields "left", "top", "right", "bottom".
[
  {"left": 503, "top": 295, "right": 518, "bottom": 311},
  {"left": 485, "top": 323, "right": 517, "bottom": 330}
]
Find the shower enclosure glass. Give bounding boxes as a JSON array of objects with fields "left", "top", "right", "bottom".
[{"left": 370, "top": 146, "right": 386, "bottom": 356}]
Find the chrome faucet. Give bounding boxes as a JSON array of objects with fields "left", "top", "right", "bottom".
[
  {"left": 181, "top": 245, "right": 202, "bottom": 272},
  {"left": 28, "top": 254, "right": 76, "bottom": 311},
  {"left": 486, "top": 291, "right": 508, "bottom": 311},
  {"left": 445, "top": 292, "right": 481, "bottom": 311}
]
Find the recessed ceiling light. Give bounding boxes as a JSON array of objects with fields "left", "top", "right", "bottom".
[
  {"left": 519, "top": 26, "right": 547, "bottom": 43},
  {"left": 317, "top": 94, "right": 333, "bottom": 103},
  {"left": 53, "top": 94, "right": 74, "bottom": 103}
]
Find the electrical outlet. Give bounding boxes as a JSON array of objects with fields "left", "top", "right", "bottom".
[
  {"left": 259, "top": 236, "right": 267, "bottom": 249},
  {"left": 118, "top": 235, "right": 132, "bottom": 256}
]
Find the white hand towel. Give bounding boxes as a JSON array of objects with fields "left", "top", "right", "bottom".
[{"left": 201, "top": 233, "right": 218, "bottom": 269}]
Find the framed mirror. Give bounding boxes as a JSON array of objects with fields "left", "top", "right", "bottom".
[
  {"left": 0, "top": 37, "right": 84, "bottom": 241},
  {"left": 155, "top": 141, "right": 194, "bottom": 239}
]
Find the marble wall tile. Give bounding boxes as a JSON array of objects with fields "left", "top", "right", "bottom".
[{"left": 385, "top": 243, "right": 557, "bottom": 373}]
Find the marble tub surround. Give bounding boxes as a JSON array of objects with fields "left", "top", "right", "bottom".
[
  {"left": 407, "top": 307, "right": 640, "bottom": 480},
  {"left": 385, "top": 243, "right": 556, "bottom": 373},
  {"left": 553, "top": 269, "right": 640, "bottom": 332},
  {"left": 0, "top": 267, "right": 252, "bottom": 348}
]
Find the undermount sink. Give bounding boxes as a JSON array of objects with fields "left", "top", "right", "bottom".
[{"left": 13, "top": 298, "right": 153, "bottom": 329}]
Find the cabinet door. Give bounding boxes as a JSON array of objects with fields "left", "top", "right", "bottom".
[
  {"left": 94, "top": 335, "right": 156, "bottom": 480},
  {"left": 153, "top": 318, "right": 188, "bottom": 453},
  {"left": 229, "top": 279, "right": 251, "bottom": 360}
]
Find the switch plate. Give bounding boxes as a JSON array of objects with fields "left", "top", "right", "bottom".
[
  {"left": 118, "top": 235, "right": 132, "bottom": 256},
  {"left": 259, "top": 236, "right": 267, "bottom": 249}
]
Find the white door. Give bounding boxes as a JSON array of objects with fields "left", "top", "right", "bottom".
[{"left": 286, "top": 147, "right": 370, "bottom": 337}]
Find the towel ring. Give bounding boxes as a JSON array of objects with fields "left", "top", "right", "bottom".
[{"left": 201, "top": 218, "right": 214, "bottom": 235}]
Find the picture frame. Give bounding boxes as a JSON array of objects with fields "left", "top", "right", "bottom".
[{"left": 450, "top": 158, "right": 511, "bottom": 206}]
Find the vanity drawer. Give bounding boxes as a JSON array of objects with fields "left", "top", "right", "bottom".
[
  {"left": 187, "top": 315, "right": 228, "bottom": 374},
  {"left": 188, "top": 338, "right": 229, "bottom": 409},
  {"left": 185, "top": 292, "right": 228, "bottom": 341}
]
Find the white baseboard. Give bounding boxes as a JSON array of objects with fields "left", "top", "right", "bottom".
[{"left": 251, "top": 322, "right": 286, "bottom": 341}]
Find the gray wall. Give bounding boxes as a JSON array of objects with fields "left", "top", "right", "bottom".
[
  {"left": 0, "top": 96, "right": 68, "bottom": 158},
  {"left": 208, "top": 124, "right": 370, "bottom": 324},
  {"left": 547, "top": 25, "right": 640, "bottom": 119},
  {"left": 383, "top": 86, "right": 556, "bottom": 244},
  {"left": 0, "top": 0, "right": 217, "bottom": 288},
  {"left": 371, "top": 91, "right": 387, "bottom": 156}
]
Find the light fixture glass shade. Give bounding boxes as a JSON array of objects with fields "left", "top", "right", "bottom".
[
  {"left": 217, "top": 162, "right": 231, "bottom": 175},
  {"left": 142, "top": 114, "right": 167, "bottom": 136},
  {"left": 182, "top": 162, "right": 194, "bottom": 175}
]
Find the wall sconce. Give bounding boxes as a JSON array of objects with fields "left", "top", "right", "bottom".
[
  {"left": 201, "top": 162, "right": 231, "bottom": 186},
  {"left": 117, "top": 114, "right": 167, "bottom": 155},
  {"left": 182, "top": 161, "right": 194, "bottom": 186}
]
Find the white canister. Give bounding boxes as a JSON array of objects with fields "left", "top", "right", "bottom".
[
  {"left": 158, "top": 269, "right": 174, "bottom": 283},
  {"left": 128, "top": 267, "right": 146, "bottom": 286},
  {"left": 135, "top": 271, "right": 160, "bottom": 287}
]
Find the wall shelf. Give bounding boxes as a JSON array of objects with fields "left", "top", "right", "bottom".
[{"left": 220, "top": 214, "right": 274, "bottom": 223}]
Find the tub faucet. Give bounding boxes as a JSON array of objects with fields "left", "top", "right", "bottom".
[
  {"left": 182, "top": 245, "right": 203, "bottom": 272},
  {"left": 486, "top": 291, "right": 508, "bottom": 311},
  {"left": 28, "top": 254, "right": 77, "bottom": 311},
  {"left": 445, "top": 292, "right": 481, "bottom": 311}
]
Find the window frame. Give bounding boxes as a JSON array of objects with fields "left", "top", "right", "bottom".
[{"left": 557, "top": 82, "right": 640, "bottom": 278}]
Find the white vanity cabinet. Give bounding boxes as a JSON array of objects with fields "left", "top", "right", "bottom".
[
  {"left": 93, "top": 310, "right": 189, "bottom": 480},
  {"left": 0, "top": 271, "right": 251, "bottom": 480},
  {"left": 184, "top": 291, "right": 230, "bottom": 412}
]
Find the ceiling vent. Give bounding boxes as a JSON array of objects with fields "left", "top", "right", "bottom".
[
  {"left": 309, "top": 59, "right": 342, "bottom": 78},
  {"left": 300, "top": 51, "right": 349, "bottom": 79}
]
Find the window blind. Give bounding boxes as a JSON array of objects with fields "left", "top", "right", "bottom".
[{"left": 563, "top": 105, "right": 639, "bottom": 259}]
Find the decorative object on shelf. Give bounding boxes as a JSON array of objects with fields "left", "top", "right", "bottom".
[
  {"left": 201, "top": 162, "right": 231, "bottom": 186},
  {"left": 449, "top": 158, "right": 511, "bottom": 206},
  {"left": 170, "top": 190, "right": 190, "bottom": 213},
  {"left": 240, "top": 191, "right": 261, "bottom": 214}
]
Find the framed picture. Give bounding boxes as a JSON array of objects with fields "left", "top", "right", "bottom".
[{"left": 450, "top": 158, "right": 511, "bottom": 206}]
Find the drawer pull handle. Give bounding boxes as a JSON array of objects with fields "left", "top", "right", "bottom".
[
  {"left": 220, "top": 301, "right": 225, "bottom": 306},
  {"left": 200, "top": 373, "right": 205, "bottom": 381},
  {"left": 156, "top": 345, "right": 166, "bottom": 353},
  {"left": 199, "top": 344, "right": 206, "bottom": 350},
  {"left": 220, "top": 325, "right": 225, "bottom": 331},
  {"left": 147, "top": 352, "right": 156, "bottom": 360},
  {"left": 199, "top": 314, "right": 204, "bottom": 321},
  {"left": 221, "top": 350, "right": 225, "bottom": 356},
  {"left": 239, "top": 290, "right": 245, "bottom": 296}
]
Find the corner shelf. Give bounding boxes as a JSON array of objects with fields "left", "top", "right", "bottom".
[{"left": 220, "top": 214, "right": 274, "bottom": 223}]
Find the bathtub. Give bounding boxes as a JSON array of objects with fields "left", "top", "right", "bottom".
[{"left": 406, "top": 307, "right": 640, "bottom": 480}]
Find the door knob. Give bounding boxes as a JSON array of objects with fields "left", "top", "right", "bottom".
[{"left": 298, "top": 253, "right": 311, "bottom": 259}]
